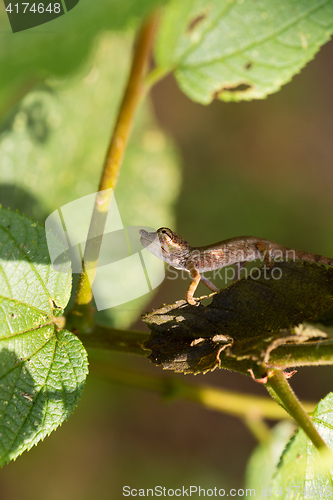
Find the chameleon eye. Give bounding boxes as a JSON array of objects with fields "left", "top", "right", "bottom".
[{"left": 159, "top": 228, "right": 173, "bottom": 242}]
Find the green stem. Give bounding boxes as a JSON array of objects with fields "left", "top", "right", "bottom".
[
  {"left": 145, "top": 66, "right": 170, "bottom": 90},
  {"left": 77, "top": 324, "right": 149, "bottom": 356},
  {"left": 242, "top": 414, "right": 273, "bottom": 443},
  {"left": 97, "top": 12, "right": 159, "bottom": 194},
  {"left": 75, "top": 323, "right": 333, "bottom": 373},
  {"left": 268, "top": 338, "right": 333, "bottom": 368},
  {"left": 66, "top": 11, "right": 159, "bottom": 331},
  {"left": 266, "top": 369, "right": 329, "bottom": 452},
  {"left": 179, "top": 381, "right": 310, "bottom": 420},
  {"left": 76, "top": 323, "right": 266, "bottom": 376},
  {"left": 88, "top": 360, "right": 316, "bottom": 421}
]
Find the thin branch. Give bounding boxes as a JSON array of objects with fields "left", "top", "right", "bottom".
[
  {"left": 268, "top": 339, "right": 333, "bottom": 368},
  {"left": 76, "top": 324, "right": 333, "bottom": 374},
  {"left": 77, "top": 324, "right": 149, "bottom": 356},
  {"left": 98, "top": 12, "right": 159, "bottom": 194},
  {"left": 66, "top": 12, "right": 159, "bottom": 330},
  {"left": 145, "top": 66, "right": 170, "bottom": 90},
  {"left": 243, "top": 414, "right": 274, "bottom": 443},
  {"left": 88, "top": 361, "right": 316, "bottom": 421},
  {"left": 266, "top": 369, "right": 329, "bottom": 452}
]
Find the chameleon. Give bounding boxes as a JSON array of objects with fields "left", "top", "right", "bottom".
[{"left": 139, "top": 227, "right": 333, "bottom": 305}]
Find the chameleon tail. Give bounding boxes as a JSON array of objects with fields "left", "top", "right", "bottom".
[{"left": 286, "top": 248, "right": 333, "bottom": 266}]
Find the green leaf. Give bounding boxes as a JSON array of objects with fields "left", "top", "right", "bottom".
[
  {"left": 270, "top": 393, "right": 333, "bottom": 499},
  {"left": 245, "top": 421, "right": 296, "bottom": 493},
  {"left": 0, "top": 0, "right": 163, "bottom": 110},
  {"left": 156, "top": 0, "right": 333, "bottom": 103},
  {"left": 142, "top": 261, "right": 333, "bottom": 373},
  {"left": 0, "top": 208, "right": 88, "bottom": 465}
]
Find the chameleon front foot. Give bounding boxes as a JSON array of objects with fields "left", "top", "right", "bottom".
[
  {"left": 186, "top": 270, "right": 220, "bottom": 305},
  {"left": 186, "top": 290, "right": 220, "bottom": 306},
  {"left": 185, "top": 293, "right": 200, "bottom": 306},
  {"left": 186, "top": 267, "right": 202, "bottom": 305}
]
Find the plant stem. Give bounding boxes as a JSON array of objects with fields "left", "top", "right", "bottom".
[
  {"left": 268, "top": 338, "right": 333, "bottom": 368},
  {"left": 98, "top": 12, "right": 159, "bottom": 194},
  {"left": 76, "top": 324, "right": 333, "bottom": 372},
  {"left": 77, "top": 324, "right": 149, "bottom": 356},
  {"left": 67, "top": 12, "right": 159, "bottom": 331},
  {"left": 145, "top": 66, "right": 170, "bottom": 90},
  {"left": 88, "top": 360, "right": 316, "bottom": 421},
  {"left": 242, "top": 414, "right": 273, "bottom": 443},
  {"left": 266, "top": 369, "right": 329, "bottom": 452}
]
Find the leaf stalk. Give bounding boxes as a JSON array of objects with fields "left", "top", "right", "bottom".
[{"left": 266, "top": 369, "right": 329, "bottom": 452}]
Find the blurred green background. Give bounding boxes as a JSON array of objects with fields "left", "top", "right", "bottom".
[{"left": 1, "top": 1, "right": 333, "bottom": 498}]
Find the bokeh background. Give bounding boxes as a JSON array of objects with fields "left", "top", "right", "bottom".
[{"left": 0, "top": 2, "right": 333, "bottom": 498}]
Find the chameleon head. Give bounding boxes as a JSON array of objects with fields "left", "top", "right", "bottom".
[{"left": 139, "top": 227, "right": 191, "bottom": 270}]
